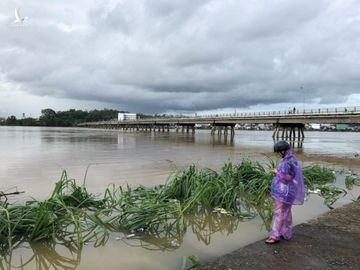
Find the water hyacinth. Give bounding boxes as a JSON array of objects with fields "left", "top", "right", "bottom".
[{"left": 0, "top": 159, "right": 352, "bottom": 257}]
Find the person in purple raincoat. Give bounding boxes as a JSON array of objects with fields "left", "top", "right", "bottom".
[{"left": 265, "top": 140, "right": 305, "bottom": 244}]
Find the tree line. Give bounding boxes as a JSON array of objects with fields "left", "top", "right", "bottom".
[
  {"left": 0, "top": 108, "right": 121, "bottom": 127},
  {"left": 0, "top": 109, "right": 187, "bottom": 127}
]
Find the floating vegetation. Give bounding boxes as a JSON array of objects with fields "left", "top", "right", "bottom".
[
  {"left": 345, "top": 174, "right": 360, "bottom": 190},
  {"left": 303, "top": 165, "right": 336, "bottom": 189},
  {"left": 99, "top": 184, "right": 185, "bottom": 235},
  {"left": 0, "top": 159, "right": 351, "bottom": 259},
  {"left": 0, "top": 171, "right": 105, "bottom": 257},
  {"left": 303, "top": 165, "right": 347, "bottom": 209}
]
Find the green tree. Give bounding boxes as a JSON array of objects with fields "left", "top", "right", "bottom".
[
  {"left": 39, "top": 109, "right": 57, "bottom": 126},
  {"left": 20, "top": 117, "right": 40, "bottom": 126},
  {"left": 5, "top": 115, "right": 18, "bottom": 126}
]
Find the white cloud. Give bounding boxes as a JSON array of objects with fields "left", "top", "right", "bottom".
[{"left": 0, "top": 0, "right": 360, "bottom": 118}]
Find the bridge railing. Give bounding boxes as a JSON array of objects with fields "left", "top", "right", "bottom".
[
  {"left": 193, "top": 106, "right": 360, "bottom": 119},
  {"left": 79, "top": 106, "right": 360, "bottom": 125}
]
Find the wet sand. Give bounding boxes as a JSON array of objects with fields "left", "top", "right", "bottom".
[
  {"left": 197, "top": 198, "right": 360, "bottom": 269},
  {"left": 299, "top": 152, "right": 360, "bottom": 171}
]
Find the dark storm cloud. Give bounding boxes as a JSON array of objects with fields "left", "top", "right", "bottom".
[{"left": 1, "top": 0, "right": 360, "bottom": 114}]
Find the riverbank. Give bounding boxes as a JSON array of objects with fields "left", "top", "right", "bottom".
[{"left": 197, "top": 198, "right": 360, "bottom": 270}]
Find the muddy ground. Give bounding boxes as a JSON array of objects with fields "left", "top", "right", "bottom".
[{"left": 197, "top": 199, "right": 360, "bottom": 270}]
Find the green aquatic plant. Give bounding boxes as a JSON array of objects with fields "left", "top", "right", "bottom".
[
  {"left": 82, "top": 184, "right": 186, "bottom": 245},
  {"left": 302, "top": 165, "right": 348, "bottom": 208},
  {"left": 112, "top": 185, "right": 184, "bottom": 234},
  {"left": 345, "top": 174, "right": 360, "bottom": 190},
  {"left": 161, "top": 160, "right": 273, "bottom": 218},
  {"left": 317, "top": 186, "right": 347, "bottom": 209},
  {"left": 303, "top": 165, "right": 336, "bottom": 189},
  {"left": 0, "top": 159, "right": 352, "bottom": 258},
  {"left": 0, "top": 171, "right": 105, "bottom": 255}
]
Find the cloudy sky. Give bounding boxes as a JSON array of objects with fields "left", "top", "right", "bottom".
[{"left": 1, "top": 0, "right": 360, "bottom": 118}]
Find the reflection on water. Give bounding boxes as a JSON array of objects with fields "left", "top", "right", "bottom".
[
  {"left": 1, "top": 206, "right": 267, "bottom": 269},
  {"left": 2, "top": 241, "right": 81, "bottom": 270},
  {"left": 121, "top": 208, "right": 254, "bottom": 251},
  {"left": 0, "top": 127, "right": 360, "bottom": 269},
  {"left": 273, "top": 138, "right": 304, "bottom": 149},
  {"left": 210, "top": 134, "right": 234, "bottom": 146},
  {"left": 187, "top": 209, "right": 241, "bottom": 245}
]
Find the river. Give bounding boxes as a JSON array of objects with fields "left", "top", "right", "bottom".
[{"left": 0, "top": 126, "right": 359, "bottom": 269}]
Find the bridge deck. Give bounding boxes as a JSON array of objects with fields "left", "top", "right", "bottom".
[{"left": 79, "top": 109, "right": 360, "bottom": 127}]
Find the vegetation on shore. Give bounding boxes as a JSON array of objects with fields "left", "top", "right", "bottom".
[
  {"left": 1, "top": 160, "right": 358, "bottom": 259},
  {"left": 0, "top": 108, "right": 121, "bottom": 127},
  {"left": 0, "top": 108, "right": 185, "bottom": 127}
]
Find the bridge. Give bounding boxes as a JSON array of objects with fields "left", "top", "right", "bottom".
[{"left": 78, "top": 106, "right": 360, "bottom": 140}]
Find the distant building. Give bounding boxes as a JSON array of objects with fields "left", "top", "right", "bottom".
[
  {"left": 336, "top": 124, "right": 349, "bottom": 131},
  {"left": 256, "top": 123, "right": 273, "bottom": 130},
  {"left": 309, "top": 123, "right": 321, "bottom": 130},
  {"left": 320, "top": 124, "right": 336, "bottom": 131},
  {"left": 118, "top": 113, "right": 137, "bottom": 121}
]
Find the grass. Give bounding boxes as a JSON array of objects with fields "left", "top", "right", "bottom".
[{"left": 0, "top": 159, "right": 351, "bottom": 259}]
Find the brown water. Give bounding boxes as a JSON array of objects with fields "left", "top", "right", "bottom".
[{"left": 1, "top": 126, "right": 359, "bottom": 269}]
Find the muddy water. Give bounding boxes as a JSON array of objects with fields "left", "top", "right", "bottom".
[{"left": 1, "top": 126, "right": 359, "bottom": 269}]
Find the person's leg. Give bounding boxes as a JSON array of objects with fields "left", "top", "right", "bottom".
[
  {"left": 268, "top": 200, "right": 284, "bottom": 241},
  {"left": 280, "top": 203, "right": 293, "bottom": 240}
]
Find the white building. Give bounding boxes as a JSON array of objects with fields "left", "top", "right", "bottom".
[
  {"left": 118, "top": 113, "right": 137, "bottom": 121},
  {"left": 309, "top": 123, "right": 321, "bottom": 130}
]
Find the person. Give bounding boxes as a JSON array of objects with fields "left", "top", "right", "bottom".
[
  {"left": 265, "top": 140, "right": 305, "bottom": 244},
  {"left": 293, "top": 107, "right": 296, "bottom": 114}
]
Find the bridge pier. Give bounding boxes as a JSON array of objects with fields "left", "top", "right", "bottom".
[
  {"left": 176, "top": 124, "right": 195, "bottom": 133},
  {"left": 273, "top": 137, "right": 304, "bottom": 148},
  {"left": 211, "top": 124, "right": 235, "bottom": 137},
  {"left": 272, "top": 123, "right": 305, "bottom": 140}
]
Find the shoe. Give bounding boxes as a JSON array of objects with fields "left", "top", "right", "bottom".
[{"left": 265, "top": 237, "right": 280, "bottom": 244}]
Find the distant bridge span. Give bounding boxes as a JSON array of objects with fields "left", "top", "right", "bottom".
[{"left": 79, "top": 106, "right": 360, "bottom": 139}]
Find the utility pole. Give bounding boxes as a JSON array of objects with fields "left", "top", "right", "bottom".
[{"left": 300, "top": 86, "right": 305, "bottom": 112}]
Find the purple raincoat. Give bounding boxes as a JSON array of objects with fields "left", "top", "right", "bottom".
[{"left": 271, "top": 149, "right": 305, "bottom": 205}]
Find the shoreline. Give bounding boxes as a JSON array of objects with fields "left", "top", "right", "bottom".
[{"left": 197, "top": 199, "right": 360, "bottom": 269}]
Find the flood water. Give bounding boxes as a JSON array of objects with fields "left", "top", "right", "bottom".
[{"left": 1, "top": 126, "right": 360, "bottom": 269}]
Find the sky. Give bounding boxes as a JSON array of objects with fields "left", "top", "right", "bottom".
[{"left": 1, "top": 0, "right": 360, "bottom": 118}]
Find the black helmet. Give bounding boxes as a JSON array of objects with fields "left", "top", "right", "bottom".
[{"left": 274, "top": 140, "right": 290, "bottom": 152}]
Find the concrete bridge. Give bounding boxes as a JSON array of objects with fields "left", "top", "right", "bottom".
[{"left": 78, "top": 106, "right": 360, "bottom": 140}]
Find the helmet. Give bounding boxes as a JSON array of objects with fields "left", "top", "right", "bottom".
[{"left": 274, "top": 140, "right": 290, "bottom": 152}]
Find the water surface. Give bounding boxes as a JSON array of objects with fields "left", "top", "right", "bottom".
[{"left": 1, "top": 126, "right": 359, "bottom": 269}]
